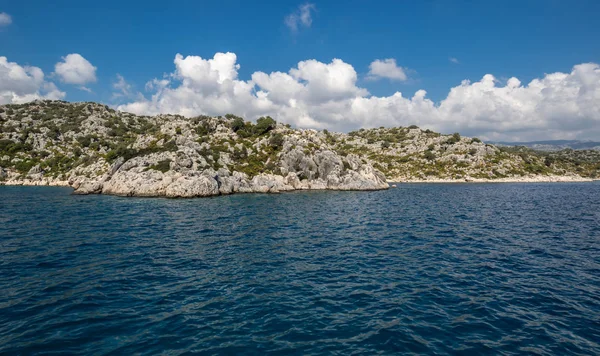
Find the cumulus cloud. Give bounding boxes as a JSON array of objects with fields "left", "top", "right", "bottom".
[
  {"left": 116, "top": 53, "right": 600, "bottom": 141},
  {"left": 285, "top": 3, "right": 315, "bottom": 32},
  {"left": 449, "top": 57, "right": 459, "bottom": 64},
  {"left": 367, "top": 58, "right": 408, "bottom": 81},
  {"left": 0, "top": 56, "right": 65, "bottom": 104},
  {"left": 54, "top": 53, "right": 97, "bottom": 85},
  {"left": 0, "top": 12, "right": 11, "bottom": 27}
]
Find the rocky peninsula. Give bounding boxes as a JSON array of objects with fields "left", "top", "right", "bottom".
[{"left": 0, "top": 100, "right": 598, "bottom": 197}]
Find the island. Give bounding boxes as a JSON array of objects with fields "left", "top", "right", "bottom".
[{"left": 0, "top": 100, "right": 598, "bottom": 197}]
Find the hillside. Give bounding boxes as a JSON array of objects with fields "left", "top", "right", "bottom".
[{"left": 0, "top": 101, "right": 598, "bottom": 197}]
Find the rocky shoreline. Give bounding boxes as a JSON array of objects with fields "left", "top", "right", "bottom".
[
  {"left": 1, "top": 150, "right": 390, "bottom": 197},
  {"left": 1, "top": 101, "right": 599, "bottom": 196},
  {"left": 0, "top": 171, "right": 390, "bottom": 197},
  {"left": 2, "top": 174, "right": 595, "bottom": 195}
]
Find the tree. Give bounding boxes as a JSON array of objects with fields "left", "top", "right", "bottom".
[
  {"left": 253, "top": 116, "right": 276, "bottom": 135},
  {"left": 231, "top": 117, "right": 245, "bottom": 132}
]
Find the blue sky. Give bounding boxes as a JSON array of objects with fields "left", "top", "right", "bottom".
[{"left": 1, "top": 0, "right": 600, "bottom": 140}]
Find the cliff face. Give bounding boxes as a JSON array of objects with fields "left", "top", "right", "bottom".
[{"left": 0, "top": 101, "right": 598, "bottom": 196}]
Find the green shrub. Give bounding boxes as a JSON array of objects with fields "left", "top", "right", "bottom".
[
  {"left": 76, "top": 135, "right": 96, "bottom": 147},
  {"left": 14, "top": 159, "right": 39, "bottom": 173},
  {"left": 236, "top": 129, "right": 250, "bottom": 138},
  {"left": 148, "top": 159, "right": 172, "bottom": 173},
  {"left": 253, "top": 116, "right": 276, "bottom": 136},
  {"left": 232, "top": 146, "right": 248, "bottom": 160},
  {"left": 105, "top": 144, "right": 137, "bottom": 162},
  {"left": 269, "top": 133, "right": 284, "bottom": 149},
  {"left": 0, "top": 139, "right": 33, "bottom": 155},
  {"left": 230, "top": 117, "right": 245, "bottom": 132},
  {"left": 195, "top": 124, "right": 209, "bottom": 136},
  {"left": 446, "top": 133, "right": 461, "bottom": 145}
]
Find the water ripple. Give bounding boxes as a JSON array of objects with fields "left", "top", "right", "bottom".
[{"left": 1, "top": 183, "right": 599, "bottom": 355}]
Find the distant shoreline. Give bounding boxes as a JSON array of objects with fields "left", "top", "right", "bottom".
[{"left": 388, "top": 175, "right": 596, "bottom": 184}]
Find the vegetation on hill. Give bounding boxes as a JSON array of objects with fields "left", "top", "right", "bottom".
[{"left": 0, "top": 100, "right": 598, "bottom": 183}]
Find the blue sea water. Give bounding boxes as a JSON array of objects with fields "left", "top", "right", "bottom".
[{"left": 1, "top": 183, "right": 599, "bottom": 355}]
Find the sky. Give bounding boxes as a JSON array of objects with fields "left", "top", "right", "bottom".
[{"left": 1, "top": 0, "right": 599, "bottom": 141}]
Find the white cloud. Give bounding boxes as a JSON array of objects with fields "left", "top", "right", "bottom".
[
  {"left": 110, "top": 54, "right": 599, "bottom": 141},
  {"left": 54, "top": 53, "right": 97, "bottom": 85},
  {"left": 111, "top": 74, "right": 145, "bottom": 102},
  {"left": 112, "top": 74, "right": 132, "bottom": 98},
  {"left": 0, "top": 56, "right": 65, "bottom": 104},
  {"left": 285, "top": 3, "right": 315, "bottom": 32},
  {"left": 449, "top": 57, "right": 459, "bottom": 64},
  {"left": 0, "top": 12, "right": 11, "bottom": 27},
  {"left": 367, "top": 58, "right": 408, "bottom": 81}
]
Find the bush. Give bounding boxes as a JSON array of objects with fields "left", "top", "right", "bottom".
[
  {"left": 105, "top": 145, "right": 137, "bottom": 163},
  {"left": 236, "top": 129, "right": 253, "bottom": 138},
  {"left": 269, "top": 133, "right": 284, "bottom": 149},
  {"left": 227, "top": 116, "right": 245, "bottom": 132},
  {"left": 76, "top": 135, "right": 96, "bottom": 147},
  {"left": 408, "top": 125, "right": 419, "bottom": 129},
  {"left": 424, "top": 151, "right": 436, "bottom": 161},
  {"left": 231, "top": 117, "right": 245, "bottom": 132},
  {"left": 253, "top": 116, "right": 276, "bottom": 135},
  {"left": 232, "top": 146, "right": 248, "bottom": 160},
  {"left": 0, "top": 139, "right": 15, "bottom": 152},
  {"left": 0, "top": 139, "right": 32, "bottom": 155},
  {"left": 446, "top": 133, "right": 461, "bottom": 145},
  {"left": 148, "top": 159, "right": 172, "bottom": 173},
  {"left": 14, "top": 159, "right": 39, "bottom": 173}
]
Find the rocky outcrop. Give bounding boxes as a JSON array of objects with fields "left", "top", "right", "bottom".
[
  {"left": 1, "top": 100, "right": 598, "bottom": 195},
  {"left": 68, "top": 148, "right": 388, "bottom": 197}
]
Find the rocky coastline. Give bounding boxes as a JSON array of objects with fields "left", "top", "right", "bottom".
[
  {"left": 0, "top": 147, "right": 389, "bottom": 197},
  {"left": 1, "top": 100, "right": 598, "bottom": 197}
]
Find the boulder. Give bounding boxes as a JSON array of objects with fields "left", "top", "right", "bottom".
[
  {"left": 73, "top": 181, "right": 103, "bottom": 195},
  {"left": 165, "top": 175, "right": 219, "bottom": 198}
]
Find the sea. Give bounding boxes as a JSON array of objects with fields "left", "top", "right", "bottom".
[{"left": 1, "top": 183, "right": 599, "bottom": 355}]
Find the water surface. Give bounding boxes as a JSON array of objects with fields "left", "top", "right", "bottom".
[{"left": 1, "top": 183, "right": 599, "bottom": 354}]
